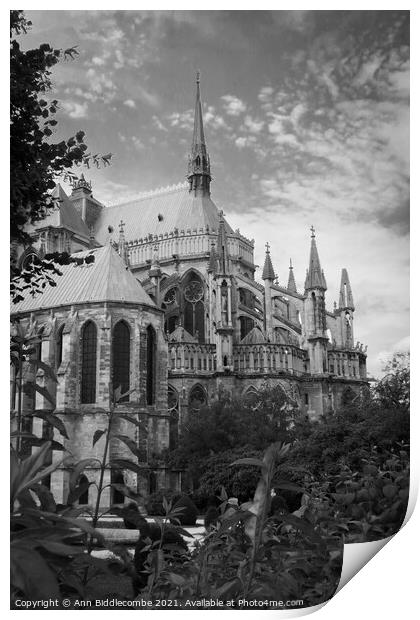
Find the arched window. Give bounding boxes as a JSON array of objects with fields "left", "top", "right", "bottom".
[
  {"left": 112, "top": 321, "right": 130, "bottom": 402},
  {"left": 311, "top": 292, "right": 317, "bottom": 331},
  {"left": 168, "top": 386, "right": 179, "bottom": 451},
  {"left": 189, "top": 384, "right": 207, "bottom": 411},
  {"left": 183, "top": 278, "right": 205, "bottom": 342},
  {"left": 81, "top": 321, "right": 97, "bottom": 404},
  {"left": 111, "top": 471, "right": 125, "bottom": 504},
  {"left": 146, "top": 325, "right": 156, "bottom": 405},
  {"left": 56, "top": 324, "right": 64, "bottom": 368},
  {"left": 78, "top": 474, "right": 89, "bottom": 505}
]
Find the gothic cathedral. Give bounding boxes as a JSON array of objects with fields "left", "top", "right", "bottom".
[{"left": 11, "top": 76, "right": 368, "bottom": 503}]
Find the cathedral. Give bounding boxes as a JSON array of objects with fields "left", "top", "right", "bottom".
[{"left": 10, "top": 76, "right": 368, "bottom": 503}]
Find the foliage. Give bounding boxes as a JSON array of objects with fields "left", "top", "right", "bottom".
[
  {"left": 132, "top": 443, "right": 342, "bottom": 608},
  {"left": 375, "top": 352, "right": 409, "bottom": 414}
]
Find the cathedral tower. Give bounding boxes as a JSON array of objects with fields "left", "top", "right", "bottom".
[
  {"left": 337, "top": 268, "right": 355, "bottom": 348},
  {"left": 304, "top": 227, "right": 329, "bottom": 374},
  {"left": 187, "top": 72, "right": 212, "bottom": 196}
]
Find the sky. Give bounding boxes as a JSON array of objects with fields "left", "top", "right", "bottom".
[{"left": 18, "top": 9, "right": 410, "bottom": 378}]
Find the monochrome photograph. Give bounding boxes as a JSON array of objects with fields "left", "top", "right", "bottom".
[{"left": 10, "top": 9, "right": 410, "bottom": 611}]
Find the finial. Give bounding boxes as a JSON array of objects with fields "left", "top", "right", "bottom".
[
  {"left": 289, "top": 258, "right": 293, "bottom": 269},
  {"left": 218, "top": 209, "right": 225, "bottom": 221},
  {"left": 310, "top": 225, "right": 315, "bottom": 238},
  {"left": 265, "top": 242, "right": 270, "bottom": 253},
  {"left": 196, "top": 71, "right": 200, "bottom": 84},
  {"left": 119, "top": 220, "right": 125, "bottom": 234}
]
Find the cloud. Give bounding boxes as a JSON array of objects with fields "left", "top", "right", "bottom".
[
  {"left": 60, "top": 100, "right": 88, "bottom": 119},
  {"left": 221, "top": 94, "right": 247, "bottom": 116},
  {"left": 123, "top": 99, "right": 136, "bottom": 109}
]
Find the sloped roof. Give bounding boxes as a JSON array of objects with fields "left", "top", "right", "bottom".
[
  {"left": 168, "top": 326, "right": 197, "bottom": 343},
  {"left": 240, "top": 326, "right": 266, "bottom": 345},
  {"left": 94, "top": 183, "right": 233, "bottom": 244},
  {"left": 11, "top": 244, "right": 156, "bottom": 313},
  {"left": 305, "top": 235, "right": 327, "bottom": 290},
  {"left": 262, "top": 249, "right": 275, "bottom": 280},
  {"left": 26, "top": 184, "right": 91, "bottom": 240}
]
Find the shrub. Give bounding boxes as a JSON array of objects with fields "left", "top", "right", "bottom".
[{"left": 171, "top": 494, "right": 198, "bottom": 526}]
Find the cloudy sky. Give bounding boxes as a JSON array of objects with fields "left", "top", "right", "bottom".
[{"left": 20, "top": 9, "right": 410, "bottom": 378}]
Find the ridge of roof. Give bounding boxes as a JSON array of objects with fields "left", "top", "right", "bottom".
[{"left": 109, "top": 182, "right": 189, "bottom": 210}]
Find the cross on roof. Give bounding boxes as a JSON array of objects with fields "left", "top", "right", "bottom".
[
  {"left": 119, "top": 220, "right": 125, "bottom": 234},
  {"left": 265, "top": 242, "right": 270, "bottom": 253},
  {"left": 310, "top": 225, "right": 316, "bottom": 238}
]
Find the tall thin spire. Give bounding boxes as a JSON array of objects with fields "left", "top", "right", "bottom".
[
  {"left": 262, "top": 242, "right": 275, "bottom": 281},
  {"left": 187, "top": 72, "right": 211, "bottom": 195},
  {"left": 304, "top": 227, "right": 327, "bottom": 291},
  {"left": 287, "top": 258, "right": 297, "bottom": 292},
  {"left": 338, "top": 268, "right": 354, "bottom": 310}
]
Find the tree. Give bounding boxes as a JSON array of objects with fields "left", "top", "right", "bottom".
[{"left": 10, "top": 10, "right": 111, "bottom": 300}]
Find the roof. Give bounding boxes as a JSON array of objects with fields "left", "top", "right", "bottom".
[
  {"left": 262, "top": 249, "right": 275, "bottom": 280},
  {"left": 94, "top": 183, "right": 233, "bottom": 245},
  {"left": 240, "top": 326, "right": 266, "bottom": 345},
  {"left": 168, "top": 326, "right": 197, "bottom": 343},
  {"left": 26, "top": 184, "right": 91, "bottom": 240},
  {"left": 305, "top": 235, "right": 327, "bottom": 290},
  {"left": 11, "top": 244, "right": 156, "bottom": 314}
]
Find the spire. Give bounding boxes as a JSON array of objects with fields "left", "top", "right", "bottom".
[
  {"left": 118, "top": 220, "right": 129, "bottom": 266},
  {"left": 187, "top": 72, "right": 211, "bottom": 195},
  {"left": 338, "top": 268, "right": 354, "bottom": 310},
  {"left": 304, "top": 226, "right": 327, "bottom": 291},
  {"left": 262, "top": 242, "right": 275, "bottom": 281},
  {"left": 287, "top": 258, "right": 297, "bottom": 293}
]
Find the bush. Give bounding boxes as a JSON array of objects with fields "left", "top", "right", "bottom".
[{"left": 171, "top": 494, "right": 198, "bottom": 526}]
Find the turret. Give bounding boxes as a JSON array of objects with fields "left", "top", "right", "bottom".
[
  {"left": 262, "top": 242, "right": 275, "bottom": 340},
  {"left": 303, "top": 227, "right": 328, "bottom": 374},
  {"left": 117, "top": 220, "right": 129, "bottom": 266},
  {"left": 287, "top": 258, "right": 297, "bottom": 293},
  {"left": 337, "top": 268, "right": 355, "bottom": 348},
  {"left": 187, "top": 72, "right": 211, "bottom": 196},
  {"left": 149, "top": 244, "right": 162, "bottom": 306}
]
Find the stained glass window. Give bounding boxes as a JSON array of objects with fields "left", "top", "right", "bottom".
[
  {"left": 56, "top": 324, "right": 64, "bottom": 368},
  {"left": 146, "top": 325, "right": 156, "bottom": 405},
  {"left": 113, "top": 321, "right": 130, "bottom": 402},
  {"left": 81, "top": 321, "right": 97, "bottom": 404}
]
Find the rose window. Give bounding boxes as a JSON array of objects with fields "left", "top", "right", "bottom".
[{"left": 184, "top": 281, "right": 204, "bottom": 303}]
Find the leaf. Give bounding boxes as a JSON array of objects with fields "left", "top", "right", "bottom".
[
  {"left": 93, "top": 429, "right": 106, "bottom": 447},
  {"left": 69, "top": 458, "right": 100, "bottom": 490},
  {"left": 11, "top": 544, "right": 60, "bottom": 599},
  {"left": 67, "top": 480, "right": 92, "bottom": 505},
  {"left": 27, "top": 359, "right": 58, "bottom": 383},
  {"left": 31, "top": 410, "right": 69, "bottom": 439},
  {"left": 280, "top": 514, "right": 326, "bottom": 547},
  {"left": 23, "top": 382, "right": 56, "bottom": 407},
  {"left": 110, "top": 458, "right": 148, "bottom": 475},
  {"left": 230, "top": 457, "right": 265, "bottom": 469},
  {"left": 114, "top": 435, "right": 145, "bottom": 460}
]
